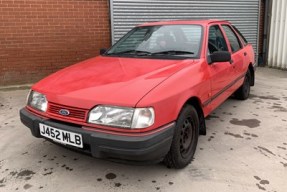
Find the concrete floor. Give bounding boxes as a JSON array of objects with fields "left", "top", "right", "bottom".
[{"left": 0, "top": 67, "right": 286, "bottom": 192}]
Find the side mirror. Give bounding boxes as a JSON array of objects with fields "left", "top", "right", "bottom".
[
  {"left": 100, "top": 48, "right": 107, "bottom": 55},
  {"left": 208, "top": 51, "right": 231, "bottom": 64}
]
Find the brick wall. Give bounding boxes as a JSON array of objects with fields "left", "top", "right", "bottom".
[{"left": 0, "top": 0, "right": 111, "bottom": 86}]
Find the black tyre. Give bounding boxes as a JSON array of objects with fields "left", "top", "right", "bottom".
[
  {"left": 234, "top": 70, "right": 251, "bottom": 100},
  {"left": 164, "top": 105, "right": 199, "bottom": 169}
]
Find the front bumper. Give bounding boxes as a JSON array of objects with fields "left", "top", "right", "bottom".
[{"left": 20, "top": 108, "right": 175, "bottom": 163}]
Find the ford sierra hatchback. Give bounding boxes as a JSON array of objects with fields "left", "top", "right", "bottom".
[{"left": 20, "top": 20, "right": 255, "bottom": 169}]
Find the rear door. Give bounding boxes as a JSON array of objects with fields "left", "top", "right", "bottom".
[
  {"left": 232, "top": 25, "right": 255, "bottom": 72},
  {"left": 221, "top": 25, "right": 245, "bottom": 80}
]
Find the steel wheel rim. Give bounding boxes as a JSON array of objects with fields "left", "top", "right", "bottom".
[
  {"left": 179, "top": 118, "right": 194, "bottom": 159},
  {"left": 243, "top": 76, "right": 250, "bottom": 96}
]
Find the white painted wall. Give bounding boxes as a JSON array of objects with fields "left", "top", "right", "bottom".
[{"left": 268, "top": 0, "right": 287, "bottom": 69}]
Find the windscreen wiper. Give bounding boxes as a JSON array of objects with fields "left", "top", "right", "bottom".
[
  {"left": 152, "top": 50, "right": 194, "bottom": 55},
  {"left": 107, "top": 50, "right": 152, "bottom": 56}
]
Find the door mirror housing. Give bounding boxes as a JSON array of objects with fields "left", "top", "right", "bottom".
[
  {"left": 208, "top": 51, "right": 231, "bottom": 64},
  {"left": 100, "top": 48, "right": 107, "bottom": 55}
]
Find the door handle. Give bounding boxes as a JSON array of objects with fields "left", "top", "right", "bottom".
[{"left": 244, "top": 52, "right": 247, "bottom": 56}]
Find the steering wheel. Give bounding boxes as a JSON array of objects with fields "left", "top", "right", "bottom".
[{"left": 208, "top": 42, "right": 219, "bottom": 53}]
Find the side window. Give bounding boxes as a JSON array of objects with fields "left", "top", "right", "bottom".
[
  {"left": 222, "top": 25, "right": 242, "bottom": 52},
  {"left": 208, "top": 25, "right": 228, "bottom": 54},
  {"left": 232, "top": 25, "right": 248, "bottom": 46}
]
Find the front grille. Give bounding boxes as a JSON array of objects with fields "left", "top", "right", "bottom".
[{"left": 48, "top": 103, "right": 87, "bottom": 122}]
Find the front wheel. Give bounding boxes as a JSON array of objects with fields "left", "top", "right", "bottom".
[
  {"left": 164, "top": 105, "right": 199, "bottom": 169},
  {"left": 234, "top": 70, "right": 251, "bottom": 100}
]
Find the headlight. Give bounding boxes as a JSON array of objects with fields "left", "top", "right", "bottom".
[
  {"left": 88, "top": 106, "right": 155, "bottom": 129},
  {"left": 27, "top": 90, "right": 48, "bottom": 112}
]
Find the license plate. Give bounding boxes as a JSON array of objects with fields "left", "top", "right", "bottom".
[{"left": 39, "top": 123, "right": 83, "bottom": 148}]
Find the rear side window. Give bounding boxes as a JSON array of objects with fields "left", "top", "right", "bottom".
[
  {"left": 222, "top": 25, "right": 242, "bottom": 52},
  {"left": 232, "top": 25, "right": 248, "bottom": 46}
]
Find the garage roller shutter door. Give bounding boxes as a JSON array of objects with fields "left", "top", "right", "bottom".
[{"left": 110, "top": 0, "right": 260, "bottom": 57}]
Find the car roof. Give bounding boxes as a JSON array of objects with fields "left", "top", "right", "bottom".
[{"left": 138, "top": 19, "right": 230, "bottom": 27}]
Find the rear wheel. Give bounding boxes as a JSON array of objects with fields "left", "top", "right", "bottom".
[
  {"left": 164, "top": 105, "right": 199, "bottom": 169},
  {"left": 234, "top": 70, "right": 251, "bottom": 100}
]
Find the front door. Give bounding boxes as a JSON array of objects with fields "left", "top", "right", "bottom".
[{"left": 207, "top": 25, "right": 233, "bottom": 109}]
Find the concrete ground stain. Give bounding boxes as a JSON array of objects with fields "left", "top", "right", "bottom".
[
  {"left": 17, "top": 170, "right": 35, "bottom": 178},
  {"left": 43, "top": 172, "right": 53, "bottom": 176},
  {"left": 253, "top": 100, "right": 264, "bottom": 104},
  {"left": 258, "top": 146, "right": 275, "bottom": 156},
  {"left": 224, "top": 132, "right": 243, "bottom": 138},
  {"left": 24, "top": 177, "right": 31, "bottom": 180},
  {"left": 254, "top": 176, "right": 261, "bottom": 180},
  {"left": 273, "top": 103, "right": 281, "bottom": 106},
  {"left": 105, "top": 173, "right": 117, "bottom": 180},
  {"left": 256, "top": 183, "right": 266, "bottom": 191},
  {"left": 206, "top": 115, "right": 219, "bottom": 120},
  {"left": 208, "top": 136, "right": 214, "bottom": 141},
  {"left": 23, "top": 184, "right": 32, "bottom": 190},
  {"left": 65, "top": 167, "right": 73, "bottom": 171},
  {"left": 277, "top": 146, "right": 287, "bottom": 150},
  {"left": 244, "top": 133, "right": 258, "bottom": 137},
  {"left": 260, "top": 180, "right": 270, "bottom": 185},
  {"left": 269, "top": 105, "right": 287, "bottom": 112},
  {"left": 0, "top": 178, "right": 4, "bottom": 182},
  {"left": 114, "top": 183, "right": 121, "bottom": 187},
  {"left": 230, "top": 118, "right": 261, "bottom": 128},
  {"left": 249, "top": 94, "right": 280, "bottom": 101}
]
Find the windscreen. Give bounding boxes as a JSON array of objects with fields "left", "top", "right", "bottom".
[{"left": 106, "top": 25, "right": 203, "bottom": 59}]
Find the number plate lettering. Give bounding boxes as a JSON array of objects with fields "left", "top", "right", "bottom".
[{"left": 39, "top": 123, "right": 83, "bottom": 148}]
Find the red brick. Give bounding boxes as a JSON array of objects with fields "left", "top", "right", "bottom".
[{"left": 0, "top": 0, "right": 111, "bottom": 86}]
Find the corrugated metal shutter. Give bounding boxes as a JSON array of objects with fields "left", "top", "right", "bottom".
[
  {"left": 110, "top": 0, "right": 260, "bottom": 57},
  {"left": 267, "top": 0, "right": 287, "bottom": 69}
]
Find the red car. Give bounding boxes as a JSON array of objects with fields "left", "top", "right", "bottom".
[{"left": 20, "top": 20, "right": 255, "bottom": 168}]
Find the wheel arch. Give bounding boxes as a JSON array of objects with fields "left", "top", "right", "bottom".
[{"left": 181, "top": 97, "right": 206, "bottom": 135}]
